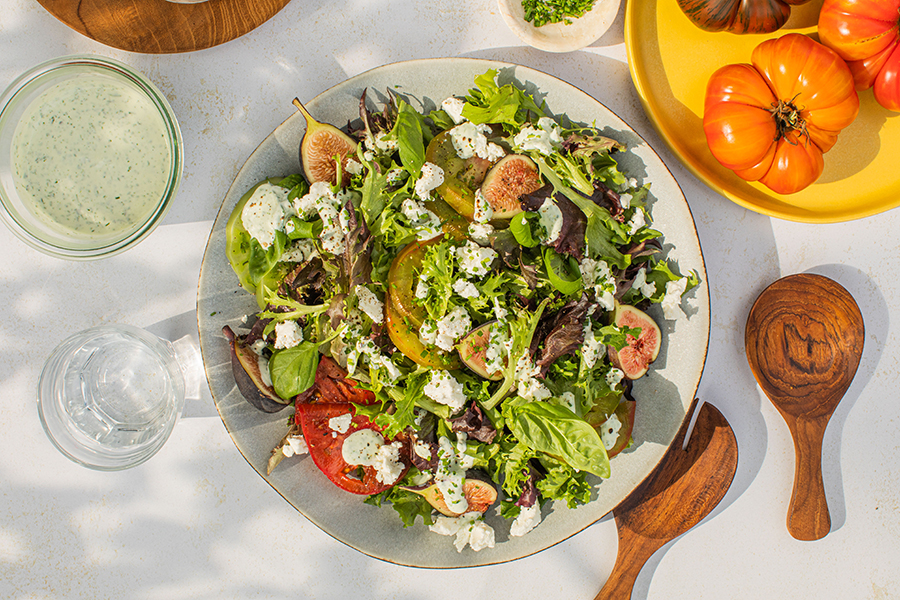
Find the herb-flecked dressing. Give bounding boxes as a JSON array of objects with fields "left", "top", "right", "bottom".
[{"left": 12, "top": 74, "right": 171, "bottom": 238}]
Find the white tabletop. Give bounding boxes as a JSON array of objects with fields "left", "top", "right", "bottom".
[{"left": 2, "top": 1, "right": 898, "bottom": 599}]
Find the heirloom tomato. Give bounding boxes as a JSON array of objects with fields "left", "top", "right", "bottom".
[
  {"left": 676, "top": 0, "right": 812, "bottom": 34},
  {"left": 819, "top": 0, "right": 900, "bottom": 111},
  {"left": 295, "top": 402, "right": 410, "bottom": 495},
  {"left": 703, "top": 34, "right": 860, "bottom": 195}
]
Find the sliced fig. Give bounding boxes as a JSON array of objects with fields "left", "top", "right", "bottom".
[
  {"left": 293, "top": 98, "right": 358, "bottom": 186},
  {"left": 480, "top": 154, "right": 542, "bottom": 219},
  {"left": 223, "top": 325, "right": 289, "bottom": 413},
  {"left": 401, "top": 476, "right": 497, "bottom": 516},
  {"left": 609, "top": 304, "right": 661, "bottom": 380},
  {"left": 458, "top": 321, "right": 504, "bottom": 381}
]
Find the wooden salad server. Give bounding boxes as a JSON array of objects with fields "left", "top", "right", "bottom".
[
  {"left": 595, "top": 399, "right": 738, "bottom": 600},
  {"left": 745, "top": 273, "right": 864, "bottom": 541}
]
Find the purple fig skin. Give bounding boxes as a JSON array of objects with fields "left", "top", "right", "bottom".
[{"left": 223, "top": 325, "right": 289, "bottom": 413}]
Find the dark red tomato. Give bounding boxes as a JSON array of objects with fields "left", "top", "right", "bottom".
[
  {"left": 294, "top": 402, "right": 409, "bottom": 495},
  {"left": 310, "top": 356, "right": 378, "bottom": 406}
]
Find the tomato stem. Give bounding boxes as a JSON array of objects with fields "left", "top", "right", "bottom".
[{"left": 770, "top": 95, "right": 809, "bottom": 145}]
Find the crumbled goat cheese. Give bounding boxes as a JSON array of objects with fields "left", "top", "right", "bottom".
[
  {"left": 559, "top": 391, "right": 577, "bottom": 414},
  {"left": 473, "top": 189, "right": 494, "bottom": 224},
  {"left": 492, "top": 297, "right": 509, "bottom": 322},
  {"left": 515, "top": 354, "right": 551, "bottom": 401},
  {"left": 401, "top": 197, "right": 442, "bottom": 240},
  {"left": 632, "top": 268, "right": 657, "bottom": 299},
  {"left": 430, "top": 512, "right": 496, "bottom": 552},
  {"left": 512, "top": 117, "right": 563, "bottom": 155},
  {"left": 456, "top": 241, "right": 497, "bottom": 278},
  {"left": 509, "top": 503, "right": 541, "bottom": 537},
  {"left": 538, "top": 198, "right": 564, "bottom": 244},
  {"left": 434, "top": 436, "right": 469, "bottom": 514},
  {"left": 581, "top": 322, "right": 603, "bottom": 370},
  {"left": 598, "top": 412, "right": 623, "bottom": 451},
  {"left": 424, "top": 370, "right": 467, "bottom": 411},
  {"left": 328, "top": 412, "right": 353, "bottom": 434},
  {"left": 294, "top": 180, "right": 329, "bottom": 219},
  {"left": 372, "top": 441, "right": 405, "bottom": 485},
  {"left": 241, "top": 183, "right": 289, "bottom": 250},
  {"left": 441, "top": 97, "right": 467, "bottom": 124},
  {"left": 415, "top": 277, "right": 430, "bottom": 300},
  {"left": 627, "top": 208, "right": 647, "bottom": 235},
  {"left": 580, "top": 257, "right": 616, "bottom": 311},
  {"left": 415, "top": 162, "right": 446, "bottom": 202},
  {"left": 347, "top": 337, "right": 401, "bottom": 383},
  {"left": 307, "top": 182, "right": 347, "bottom": 254},
  {"left": 344, "top": 158, "right": 363, "bottom": 176},
  {"left": 354, "top": 285, "right": 384, "bottom": 324},
  {"left": 282, "top": 434, "right": 308, "bottom": 458},
  {"left": 662, "top": 277, "right": 688, "bottom": 320},
  {"left": 420, "top": 307, "right": 472, "bottom": 352},
  {"left": 274, "top": 320, "right": 304, "bottom": 349},
  {"left": 452, "top": 279, "right": 480, "bottom": 299},
  {"left": 365, "top": 131, "right": 398, "bottom": 155},
  {"left": 606, "top": 367, "right": 625, "bottom": 391},
  {"left": 449, "top": 122, "right": 505, "bottom": 161},
  {"left": 467, "top": 221, "right": 494, "bottom": 246},
  {"left": 484, "top": 325, "right": 510, "bottom": 376}
]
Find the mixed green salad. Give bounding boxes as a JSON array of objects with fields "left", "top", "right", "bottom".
[{"left": 223, "top": 70, "right": 697, "bottom": 553}]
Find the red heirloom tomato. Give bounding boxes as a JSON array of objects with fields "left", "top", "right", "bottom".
[
  {"left": 295, "top": 402, "right": 410, "bottom": 495},
  {"left": 703, "top": 34, "right": 860, "bottom": 195},
  {"left": 677, "top": 0, "right": 812, "bottom": 34},
  {"left": 819, "top": 0, "right": 900, "bottom": 111}
]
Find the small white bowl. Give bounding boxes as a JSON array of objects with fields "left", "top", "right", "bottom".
[
  {"left": 498, "top": 0, "right": 622, "bottom": 52},
  {"left": 0, "top": 55, "right": 182, "bottom": 260}
]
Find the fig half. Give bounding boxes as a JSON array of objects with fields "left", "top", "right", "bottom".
[
  {"left": 401, "top": 476, "right": 497, "bottom": 516},
  {"left": 293, "top": 98, "right": 358, "bottom": 186},
  {"left": 609, "top": 304, "right": 661, "bottom": 380},
  {"left": 223, "top": 325, "right": 289, "bottom": 413},
  {"left": 457, "top": 321, "right": 504, "bottom": 380},
  {"left": 479, "top": 154, "right": 542, "bottom": 219}
]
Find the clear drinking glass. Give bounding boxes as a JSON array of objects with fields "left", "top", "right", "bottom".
[{"left": 38, "top": 324, "right": 190, "bottom": 471}]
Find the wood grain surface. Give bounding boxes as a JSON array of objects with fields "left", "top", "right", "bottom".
[
  {"left": 745, "top": 273, "right": 864, "bottom": 541},
  {"left": 595, "top": 399, "right": 738, "bottom": 600},
  {"left": 36, "top": 0, "right": 291, "bottom": 54}
]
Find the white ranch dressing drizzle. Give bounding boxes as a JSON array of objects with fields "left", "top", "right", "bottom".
[{"left": 11, "top": 74, "right": 172, "bottom": 239}]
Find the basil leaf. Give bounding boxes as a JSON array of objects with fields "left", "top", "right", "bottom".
[
  {"left": 268, "top": 342, "right": 320, "bottom": 400},
  {"left": 285, "top": 217, "right": 323, "bottom": 240},
  {"left": 508, "top": 401, "right": 610, "bottom": 478},
  {"left": 510, "top": 212, "right": 540, "bottom": 248},
  {"left": 542, "top": 247, "right": 582, "bottom": 296},
  {"left": 394, "top": 102, "right": 426, "bottom": 175},
  {"left": 247, "top": 230, "right": 287, "bottom": 286}
]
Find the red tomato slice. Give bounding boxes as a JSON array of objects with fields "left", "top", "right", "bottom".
[{"left": 294, "top": 402, "right": 409, "bottom": 495}]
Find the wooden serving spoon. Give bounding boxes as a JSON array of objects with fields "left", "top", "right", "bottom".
[
  {"left": 745, "top": 273, "right": 864, "bottom": 541},
  {"left": 596, "top": 399, "right": 738, "bottom": 600}
]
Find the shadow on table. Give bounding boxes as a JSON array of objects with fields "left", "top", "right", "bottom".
[
  {"left": 146, "top": 309, "right": 219, "bottom": 419},
  {"left": 801, "top": 264, "right": 888, "bottom": 532}
]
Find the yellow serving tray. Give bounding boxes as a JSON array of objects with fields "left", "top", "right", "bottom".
[{"left": 625, "top": 0, "right": 900, "bottom": 223}]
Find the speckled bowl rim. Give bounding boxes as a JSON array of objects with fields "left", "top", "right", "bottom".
[{"left": 197, "top": 58, "right": 710, "bottom": 568}]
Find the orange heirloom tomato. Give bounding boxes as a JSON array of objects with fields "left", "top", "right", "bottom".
[
  {"left": 703, "top": 34, "right": 860, "bottom": 195},
  {"left": 818, "top": 0, "right": 900, "bottom": 111}
]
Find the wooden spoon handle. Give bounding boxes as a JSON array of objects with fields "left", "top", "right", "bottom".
[
  {"left": 786, "top": 416, "right": 831, "bottom": 541},
  {"left": 595, "top": 525, "right": 665, "bottom": 600}
]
